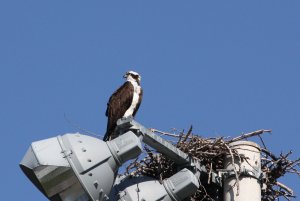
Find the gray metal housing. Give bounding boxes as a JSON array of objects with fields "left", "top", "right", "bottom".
[
  {"left": 20, "top": 132, "right": 142, "bottom": 201},
  {"left": 109, "top": 168, "right": 199, "bottom": 201}
]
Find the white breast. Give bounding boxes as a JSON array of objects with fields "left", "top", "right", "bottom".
[{"left": 123, "top": 80, "right": 141, "bottom": 118}]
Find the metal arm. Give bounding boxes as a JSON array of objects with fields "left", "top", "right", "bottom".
[
  {"left": 115, "top": 117, "right": 222, "bottom": 187},
  {"left": 115, "top": 117, "right": 191, "bottom": 165}
]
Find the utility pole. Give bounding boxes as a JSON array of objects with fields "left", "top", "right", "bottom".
[{"left": 223, "top": 141, "right": 261, "bottom": 201}]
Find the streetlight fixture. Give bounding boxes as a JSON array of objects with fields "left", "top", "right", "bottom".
[
  {"left": 20, "top": 118, "right": 223, "bottom": 201},
  {"left": 20, "top": 131, "right": 142, "bottom": 201}
]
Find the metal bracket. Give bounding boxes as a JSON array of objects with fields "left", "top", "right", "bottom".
[{"left": 219, "top": 166, "right": 264, "bottom": 182}]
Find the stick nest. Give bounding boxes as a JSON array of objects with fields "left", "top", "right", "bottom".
[{"left": 125, "top": 127, "right": 300, "bottom": 201}]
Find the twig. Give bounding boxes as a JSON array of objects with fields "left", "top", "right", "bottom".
[
  {"left": 150, "top": 128, "right": 193, "bottom": 139},
  {"left": 208, "top": 163, "right": 212, "bottom": 184},
  {"left": 224, "top": 143, "right": 240, "bottom": 196},
  {"left": 276, "top": 181, "right": 293, "bottom": 196},
  {"left": 229, "top": 129, "right": 272, "bottom": 143},
  {"left": 183, "top": 125, "right": 193, "bottom": 142}
]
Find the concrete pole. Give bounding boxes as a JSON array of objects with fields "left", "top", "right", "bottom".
[{"left": 223, "top": 141, "right": 261, "bottom": 201}]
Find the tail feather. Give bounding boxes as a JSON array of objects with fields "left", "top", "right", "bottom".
[
  {"left": 103, "top": 130, "right": 118, "bottom": 141},
  {"left": 103, "top": 132, "right": 109, "bottom": 141}
]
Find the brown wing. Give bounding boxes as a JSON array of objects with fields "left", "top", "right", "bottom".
[
  {"left": 132, "top": 88, "right": 143, "bottom": 117},
  {"left": 103, "top": 81, "right": 134, "bottom": 141}
]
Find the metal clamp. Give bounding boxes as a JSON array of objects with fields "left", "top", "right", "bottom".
[{"left": 219, "top": 166, "right": 263, "bottom": 182}]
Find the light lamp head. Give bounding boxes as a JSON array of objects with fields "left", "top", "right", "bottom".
[{"left": 20, "top": 131, "right": 142, "bottom": 201}]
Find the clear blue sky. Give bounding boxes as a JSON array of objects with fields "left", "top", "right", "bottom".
[{"left": 1, "top": 1, "right": 299, "bottom": 200}]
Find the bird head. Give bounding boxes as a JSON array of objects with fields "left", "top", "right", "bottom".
[{"left": 123, "top": 71, "right": 141, "bottom": 84}]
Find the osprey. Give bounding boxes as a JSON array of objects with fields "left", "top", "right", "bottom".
[{"left": 103, "top": 71, "right": 143, "bottom": 141}]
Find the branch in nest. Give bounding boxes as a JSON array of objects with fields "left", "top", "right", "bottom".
[
  {"left": 261, "top": 148, "right": 278, "bottom": 161},
  {"left": 182, "top": 125, "right": 193, "bottom": 142},
  {"left": 276, "top": 181, "right": 294, "bottom": 196},
  {"left": 224, "top": 143, "right": 240, "bottom": 196},
  {"left": 150, "top": 127, "right": 194, "bottom": 139},
  {"left": 229, "top": 129, "right": 272, "bottom": 143}
]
